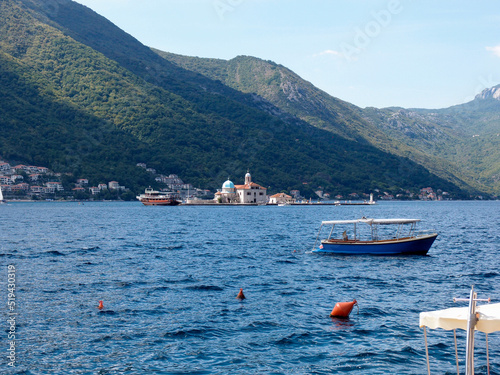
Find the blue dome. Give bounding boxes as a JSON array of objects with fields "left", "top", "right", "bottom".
[{"left": 222, "top": 180, "right": 235, "bottom": 189}]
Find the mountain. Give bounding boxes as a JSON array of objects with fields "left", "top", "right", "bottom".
[
  {"left": 361, "top": 91, "right": 500, "bottom": 193},
  {"left": 155, "top": 52, "right": 500, "bottom": 195},
  {"left": 475, "top": 85, "right": 500, "bottom": 101},
  {"left": 0, "top": 0, "right": 485, "bottom": 197}
]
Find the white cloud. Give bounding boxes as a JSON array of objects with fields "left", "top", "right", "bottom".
[
  {"left": 486, "top": 45, "right": 500, "bottom": 58},
  {"left": 318, "top": 49, "right": 342, "bottom": 57},
  {"left": 313, "top": 49, "right": 359, "bottom": 62}
]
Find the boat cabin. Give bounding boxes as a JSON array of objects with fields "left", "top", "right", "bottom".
[{"left": 318, "top": 218, "right": 422, "bottom": 243}]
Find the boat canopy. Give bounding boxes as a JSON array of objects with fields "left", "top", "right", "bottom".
[
  {"left": 321, "top": 218, "right": 421, "bottom": 226},
  {"left": 420, "top": 303, "right": 500, "bottom": 334}
]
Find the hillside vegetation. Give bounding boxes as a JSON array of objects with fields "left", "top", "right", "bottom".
[
  {"left": 362, "top": 96, "right": 500, "bottom": 193},
  {"left": 0, "top": 0, "right": 489, "bottom": 197},
  {"left": 156, "top": 51, "right": 500, "bottom": 195}
]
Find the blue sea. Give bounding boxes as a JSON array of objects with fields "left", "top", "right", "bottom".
[{"left": 1, "top": 201, "right": 499, "bottom": 374}]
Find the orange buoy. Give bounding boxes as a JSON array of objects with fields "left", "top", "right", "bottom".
[
  {"left": 330, "top": 299, "right": 357, "bottom": 318},
  {"left": 236, "top": 288, "right": 246, "bottom": 300},
  {"left": 98, "top": 300, "right": 104, "bottom": 310}
]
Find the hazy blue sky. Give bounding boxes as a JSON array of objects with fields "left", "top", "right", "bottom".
[{"left": 73, "top": 0, "right": 500, "bottom": 109}]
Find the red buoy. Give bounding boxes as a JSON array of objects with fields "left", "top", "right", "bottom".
[
  {"left": 98, "top": 300, "right": 104, "bottom": 310},
  {"left": 236, "top": 288, "right": 246, "bottom": 300},
  {"left": 330, "top": 299, "right": 357, "bottom": 318}
]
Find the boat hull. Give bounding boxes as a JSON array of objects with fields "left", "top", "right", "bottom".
[
  {"left": 313, "top": 233, "right": 437, "bottom": 255},
  {"left": 139, "top": 199, "right": 181, "bottom": 206}
]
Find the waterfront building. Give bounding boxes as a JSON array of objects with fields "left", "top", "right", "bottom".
[
  {"left": 269, "top": 193, "right": 294, "bottom": 204},
  {"left": 214, "top": 171, "right": 267, "bottom": 204}
]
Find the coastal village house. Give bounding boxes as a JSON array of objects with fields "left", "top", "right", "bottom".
[
  {"left": 214, "top": 171, "right": 267, "bottom": 204},
  {"left": 269, "top": 193, "right": 295, "bottom": 204},
  {"left": 46, "top": 181, "right": 63, "bottom": 191}
]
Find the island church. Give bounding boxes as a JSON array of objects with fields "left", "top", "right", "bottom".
[{"left": 214, "top": 171, "right": 267, "bottom": 204}]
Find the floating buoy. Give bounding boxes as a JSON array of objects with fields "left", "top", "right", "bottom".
[
  {"left": 330, "top": 299, "right": 357, "bottom": 318},
  {"left": 236, "top": 288, "right": 246, "bottom": 300},
  {"left": 98, "top": 300, "right": 104, "bottom": 310}
]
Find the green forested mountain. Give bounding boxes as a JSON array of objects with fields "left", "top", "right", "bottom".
[
  {"left": 361, "top": 92, "right": 500, "bottom": 193},
  {"left": 0, "top": 0, "right": 487, "bottom": 197},
  {"left": 155, "top": 52, "right": 500, "bottom": 195}
]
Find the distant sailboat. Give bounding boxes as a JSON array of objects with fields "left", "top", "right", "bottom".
[{"left": 0, "top": 185, "right": 4, "bottom": 203}]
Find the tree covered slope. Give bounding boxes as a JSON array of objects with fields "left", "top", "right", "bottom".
[
  {"left": 155, "top": 51, "right": 499, "bottom": 195},
  {"left": 0, "top": 0, "right": 479, "bottom": 197}
]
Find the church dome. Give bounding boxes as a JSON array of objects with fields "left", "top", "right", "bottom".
[{"left": 222, "top": 180, "right": 235, "bottom": 189}]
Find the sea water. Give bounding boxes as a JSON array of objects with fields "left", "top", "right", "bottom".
[{"left": 0, "top": 201, "right": 499, "bottom": 374}]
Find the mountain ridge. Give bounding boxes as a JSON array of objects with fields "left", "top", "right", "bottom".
[
  {"left": 0, "top": 0, "right": 492, "bottom": 197},
  {"left": 475, "top": 85, "right": 500, "bottom": 101},
  {"left": 155, "top": 51, "right": 498, "bottom": 195}
]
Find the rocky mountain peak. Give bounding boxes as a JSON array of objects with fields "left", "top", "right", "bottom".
[{"left": 475, "top": 85, "right": 500, "bottom": 100}]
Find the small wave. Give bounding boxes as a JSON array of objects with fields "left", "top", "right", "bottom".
[
  {"left": 186, "top": 285, "right": 224, "bottom": 291},
  {"left": 162, "top": 245, "right": 184, "bottom": 251},
  {"left": 46, "top": 250, "right": 65, "bottom": 256},
  {"left": 151, "top": 286, "right": 170, "bottom": 292},
  {"left": 98, "top": 310, "right": 117, "bottom": 316},
  {"left": 276, "top": 259, "right": 296, "bottom": 264},
  {"left": 127, "top": 306, "right": 167, "bottom": 316},
  {"left": 352, "top": 328, "right": 373, "bottom": 335},
  {"left": 42, "top": 288, "right": 67, "bottom": 294},
  {"left": 359, "top": 307, "right": 387, "bottom": 316},
  {"left": 91, "top": 331, "right": 129, "bottom": 342},
  {"left": 481, "top": 271, "right": 499, "bottom": 278},
  {"left": 243, "top": 320, "right": 281, "bottom": 331},
  {"left": 353, "top": 351, "right": 378, "bottom": 358},
  {"left": 279, "top": 290, "right": 299, "bottom": 296},
  {"left": 74, "top": 246, "right": 101, "bottom": 254},
  {"left": 275, "top": 332, "right": 311, "bottom": 346},
  {"left": 116, "top": 281, "right": 133, "bottom": 288},
  {"left": 0, "top": 253, "right": 28, "bottom": 260},
  {"left": 161, "top": 277, "right": 196, "bottom": 284},
  {"left": 169, "top": 230, "right": 187, "bottom": 235},
  {"left": 430, "top": 342, "right": 448, "bottom": 349},
  {"left": 149, "top": 350, "right": 170, "bottom": 361},
  {"left": 400, "top": 345, "right": 419, "bottom": 354},
  {"left": 162, "top": 328, "right": 206, "bottom": 338}
]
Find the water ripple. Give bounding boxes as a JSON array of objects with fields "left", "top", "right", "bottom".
[{"left": 1, "top": 201, "right": 499, "bottom": 374}]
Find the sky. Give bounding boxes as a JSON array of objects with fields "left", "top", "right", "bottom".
[{"left": 72, "top": 0, "right": 500, "bottom": 109}]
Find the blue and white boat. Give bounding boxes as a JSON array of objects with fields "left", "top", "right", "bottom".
[{"left": 312, "top": 218, "right": 437, "bottom": 255}]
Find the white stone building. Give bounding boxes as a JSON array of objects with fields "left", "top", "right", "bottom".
[
  {"left": 214, "top": 171, "right": 267, "bottom": 204},
  {"left": 269, "top": 193, "right": 294, "bottom": 204}
]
